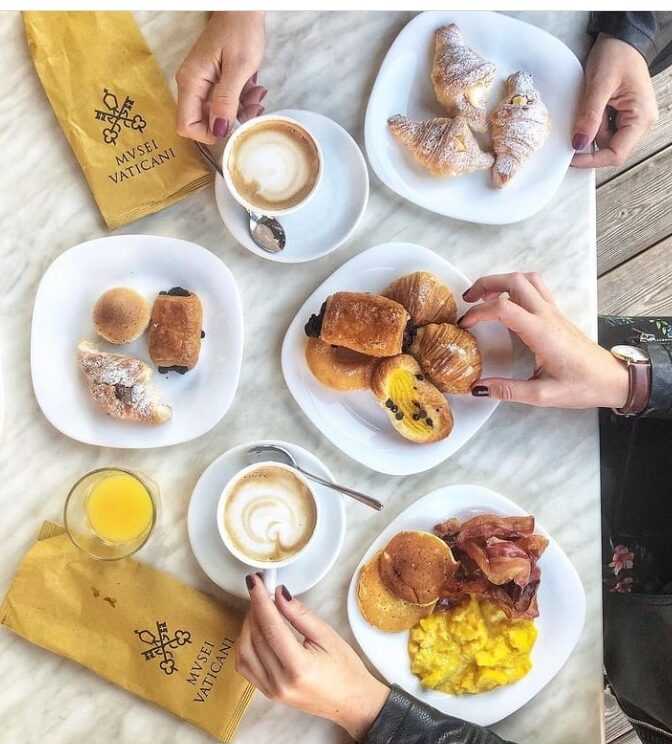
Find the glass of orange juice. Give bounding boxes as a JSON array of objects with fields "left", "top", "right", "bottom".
[{"left": 64, "top": 468, "right": 158, "bottom": 560}]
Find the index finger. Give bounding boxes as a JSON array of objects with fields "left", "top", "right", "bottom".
[
  {"left": 463, "top": 273, "right": 547, "bottom": 313},
  {"left": 248, "top": 575, "right": 302, "bottom": 669}
]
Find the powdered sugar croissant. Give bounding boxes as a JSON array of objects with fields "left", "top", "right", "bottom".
[
  {"left": 431, "top": 24, "right": 496, "bottom": 133},
  {"left": 489, "top": 71, "right": 550, "bottom": 188},
  {"left": 387, "top": 115, "right": 493, "bottom": 177}
]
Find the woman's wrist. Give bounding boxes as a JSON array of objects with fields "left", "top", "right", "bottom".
[
  {"left": 336, "top": 677, "right": 390, "bottom": 742},
  {"left": 601, "top": 350, "right": 631, "bottom": 409}
]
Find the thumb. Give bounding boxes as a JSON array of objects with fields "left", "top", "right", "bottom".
[
  {"left": 275, "top": 587, "right": 339, "bottom": 648},
  {"left": 573, "top": 76, "right": 613, "bottom": 151},
  {"left": 471, "top": 377, "right": 550, "bottom": 406},
  {"left": 209, "top": 69, "right": 249, "bottom": 138}
]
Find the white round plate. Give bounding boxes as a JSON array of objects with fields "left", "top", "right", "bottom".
[
  {"left": 215, "top": 109, "right": 369, "bottom": 263},
  {"left": 31, "top": 235, "right": 244, "bottom": 449},
  {"left": 365, "top": 11, "right": 583, "bottom": 224},
  {"left": 347, "top": 484, "right": 586, "bottom": 726},
  {"left": 281, "top": 242, "right": 513, "bottom": 476},
  {"left": 188, "top": 440, "right": 346, "bottom": 598}
]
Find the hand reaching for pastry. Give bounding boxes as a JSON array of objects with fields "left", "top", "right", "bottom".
[
  {"left": 236, "top": 574, "right": 390, "bottom": 740},
  {"left": 571, "top": 34, "right": 658, "bottom": 168},
  {"left": 176, "top": 11, "right": 266, "bottom": 143},
  {"left": 460, "top": 273, "right": 630, "bottom": 409}
]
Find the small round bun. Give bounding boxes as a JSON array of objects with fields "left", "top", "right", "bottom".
[{"left": 93, "top": 287, "right": 150, "bottom": 344}]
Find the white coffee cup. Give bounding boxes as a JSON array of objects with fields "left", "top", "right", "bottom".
[
  {"left": 222, "top": 114, "right": 323, "bottom": 217},
  {"left": 216, "top": 461, "right": 320, "bottom": 593}
]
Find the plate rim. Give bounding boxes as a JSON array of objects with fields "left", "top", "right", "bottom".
[
  {"left": 281, "top": 241, "right": 510, "bottom": 475},
  {"left": 215, "top": 108, "right": 370, "bottom": 264},
  {"left": 30, "top": 233, "right": 244, "bottom": 449},
  {"left": 187, "top": 438, "right": 347, "bottom": 598},
  {"left": 346, "top": 482, "right": 587, "bottom": 725},
  {"left": 364, "top": 10, "right": 584, "bottom": 225}
]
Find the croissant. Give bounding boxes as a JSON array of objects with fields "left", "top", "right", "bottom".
[
  {"left": 384, "top": 272, "right": 457, "bottom": 326},
  {"left": 387, "top": 115, "right": 493, "bottom": 177},
  {"left": 305, "top": 292, "right": 411, "bottom": 357},
  {"left": 77, "top": 341, "right": 172, "bottom": 425},
  {"left": 431, "top": 24, "right": 496, "bottom": 132},
  {"left": 409, "top": 323, "right": 481, "bottom": 394},
  {"left": 489, "top": 71, "right": 550, "bottom": 188},
  {"left": 371, "top": 354, "right": 454, "bottom": 444}
]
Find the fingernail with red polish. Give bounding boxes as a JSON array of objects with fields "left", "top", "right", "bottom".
[
  {"left": 471, "top": 385, "right": 489, "bottom": 397},
  {"left": 457, "top": 314, "right": 466, "bottom": 325},
  {"left": 572, "top": 133, "right": 589, "bottom": 151},
  {"left": 462, "top": 287, "right": 472, "bottom": 300},
  {"left": 212, "top": 117, "right": 229, "bottom": 138},
  {"left": 259, "top": 88, "right": 268, "bottom": 102},
  {"left": 280, "top": 585, "right": 292, "bottom": 601},
  {"left": 251, "top": 71, "right": 258, "bottom": 84},
  {"left": 245, "top": 574, "right": 255, "bottom": 592}
]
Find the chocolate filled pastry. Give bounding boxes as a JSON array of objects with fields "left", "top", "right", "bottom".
[
  {"left": 371, "top": 354, "right": 454, "bottom": 443},
  {"left": 305, "top": 292, "right": 411, "bottom": 358},
  {"left": 431, "top": 24, "right": 496, "bottom": 132},
  {"left": 383, "top": 272, "right": 457, "bottom": 326},
  {"left": 387, "top": 115, "right": 493, "bottom": 177},
  {"left": 78, "top": 341, "right": 172, "bottom": 424},
  {"left": 148, "top": 287, "right": 203, "bottom": 374},
  {"left": 489, "top": 71, "right": 550, "bottom": 188},
  {"left": 409, "top": 323, "right": 481, "bottom": 394},
  {"left": 305, "top": 338, "right": 376, "bottom": 391}
]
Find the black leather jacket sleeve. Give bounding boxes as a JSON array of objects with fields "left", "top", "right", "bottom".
[
  {"left": 364, "top": 686, "right": 516, "bottom": 744},
  {"left": 588, "top": 11, "right": 672, "bottom": 68}
]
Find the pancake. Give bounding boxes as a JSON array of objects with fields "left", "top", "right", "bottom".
[
  {"left": 357, "top": 551, "right": 434, "bottom": 632},
  {"left": 379, "top": 530, "right": 457, "bottom": 605}
]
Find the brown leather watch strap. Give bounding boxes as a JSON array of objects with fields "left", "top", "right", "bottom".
[{"left": 616, "top": 362, "right": 651, "bottom": 415}]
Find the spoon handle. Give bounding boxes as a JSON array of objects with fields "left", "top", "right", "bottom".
[{"left": 297, "top": 467, "right": 383, "bottom": 511}]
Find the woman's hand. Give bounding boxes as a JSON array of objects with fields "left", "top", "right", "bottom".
[
  {"left": 460, "top": 273, "right": 630, "bottom": 409},
  {"left": 572, "top": 34, "right": 658, "bottom": 168},
  {"left": 236, "top": 575, "right": 390, "bottom": 741},
  {"left": 176, "top": 12, "right": 266, "bottom": 143}
]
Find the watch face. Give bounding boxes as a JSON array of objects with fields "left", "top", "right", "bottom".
[{"left": 611, "top": 345, "right": 649, "bottom": 364}]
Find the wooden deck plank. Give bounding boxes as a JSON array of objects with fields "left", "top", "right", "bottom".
[
  {"left": 605, "top": 689, "right": 637, "bottom": 743},
  {"left": 598, "top": 234, "right": 672, "bottom": 315},
  {"left": 597, "top": 67, "right": 672, "bottom": 186},
  {"left": 596, "top": 143, "right": 672, "bottom": 276}
]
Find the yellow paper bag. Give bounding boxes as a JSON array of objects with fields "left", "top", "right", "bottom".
[
  {"left": 0, "top": 523, "right": 254, "bottom": 742},
  {"left": 24, "top": 12, "right": 212, "bottom": 229}
]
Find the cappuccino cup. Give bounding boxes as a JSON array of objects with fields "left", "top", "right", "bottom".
[
  {"left": 217, "top": 461, "right": 319, "bottom": 592},
  {"left": 222, "top": 115, "right": 323, "bottom": 216}
]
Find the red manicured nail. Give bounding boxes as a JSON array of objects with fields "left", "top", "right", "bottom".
[
  {"left": 212, "top": 117, "right": 229, "bottom": 138},
  {"left": 572, "top": 133, "right": 589, "bottom": 151},
  {"left": 280, "top": 585, "right": 292, "bottom": 601},
  {"left": 462, "top": 287, "right": 472, "bottom": 300},
  {"left": 471, "top": 385, "right": 489, "bottom": 397},
  {"left": 245, "top": 574, "right": 255, "bottom": 591},
  {"left": 251, "top": 71, "right": 258, "bottom": 84}
]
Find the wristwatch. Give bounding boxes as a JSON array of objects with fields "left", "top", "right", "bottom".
[{"left": 610, "top": 345, "right": 651, "bottom": 416}]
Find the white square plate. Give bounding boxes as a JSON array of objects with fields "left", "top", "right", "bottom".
[
  {"left": 281, "top": 242, "right": 512, "bottom": 475},
  {"left": 365, "top": 11, "right": 583, "bottom": 224},
  {"left": 347, "top": 484, "right": 586, "bottom": 726},
  {"left": 31, "top": 235, "right": 243, "bottom": 449}
]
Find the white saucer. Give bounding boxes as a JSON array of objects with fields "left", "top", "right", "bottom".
[
  {"left": 187, "top": 440, "right": 346, "bottom": 598},
  {"left": 215, "top": 109, "right": 369, "bottom": 263}
]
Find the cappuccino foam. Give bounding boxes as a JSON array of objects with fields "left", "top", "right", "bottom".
[
  {"left": 227, "top": 121, "right": 319, "bottom": 211},
  {"left": 223, "top": 466, "right": 317, "bottom": 563}
]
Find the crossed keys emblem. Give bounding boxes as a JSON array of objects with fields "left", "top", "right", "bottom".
[
  {"left": 94, "top": 88, "right": 147, "bottom": 145},
  {"left": 135, "top": 621, "right": 192, "bottom": 675}
]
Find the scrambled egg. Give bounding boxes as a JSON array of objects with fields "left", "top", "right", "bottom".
[{"left": 408, "top": 596, "right": 537, "bottom": 695}]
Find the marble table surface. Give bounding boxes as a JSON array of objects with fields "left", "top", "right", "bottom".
[{"left": 0, "top": 10, "right": 600, "bottom": 744}]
